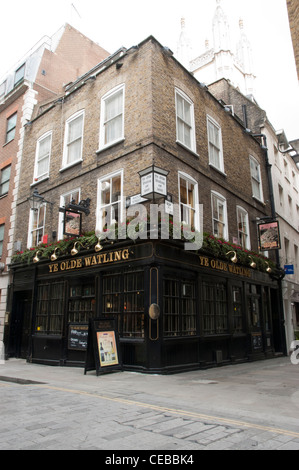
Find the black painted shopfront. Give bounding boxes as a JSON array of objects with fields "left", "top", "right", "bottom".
[{"left": 5, "top": 240, "right": 285, "bottom": 373}]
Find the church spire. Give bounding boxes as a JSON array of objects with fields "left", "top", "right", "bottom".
[
  {"left": 236, "top": 18, "right": 256, "bottom": 95},
  {"left": 176, "top": 17, "right": 192, "bottom": 69},
  {"left": 212, "top": 0, "right": 231, "bottom": 52}
]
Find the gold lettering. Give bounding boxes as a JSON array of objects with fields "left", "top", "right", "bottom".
[
  {"left": 77, "top": 258, "right": 82, "bottom": 268},
  {"left": 49, "top": 263, "right": 59, "bottom": 273},
  {"left": 114, "top": 251, "right": 121, "bottom": 261},
  {"left": 60, "top": 261, "right": 66, "bottom": 271},
  {"left": 211, "top": 259, "right": 216, "bottom": 269},
  {"left": 84, "top": 257, "right": 92, "bottom": 267},
  {"left": 91, "top": 256, "right": 97, "bottom": 265},
  {"left": 122, "top": 249, "right": 129, "bottom": 260}
]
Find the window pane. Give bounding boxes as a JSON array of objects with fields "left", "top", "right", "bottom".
[{"left": 15, "top": 64, "right": 25, "bottom": 85}]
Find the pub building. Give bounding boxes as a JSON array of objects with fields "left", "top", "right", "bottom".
[{"left": 4, "top": 36, "right": 286, "bottom": 373}]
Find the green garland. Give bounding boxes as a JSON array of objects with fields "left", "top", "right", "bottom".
[{"left": 11, "top": 225, "right": 276, "bottom": 274}]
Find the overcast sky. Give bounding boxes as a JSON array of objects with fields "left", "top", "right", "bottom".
[{"left": 1, "top": 0, "right": 298, "bottom": 140}]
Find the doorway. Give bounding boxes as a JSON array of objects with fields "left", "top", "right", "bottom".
[{"left": 9, "top": 291, "right": 32, "bottom": 359}]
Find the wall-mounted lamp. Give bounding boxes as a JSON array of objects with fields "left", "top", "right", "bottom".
[
  {"left": 227, "top": 251, "right": 238, "bottom": 264},
  {"left": 71, "top": 242, "right": 80, "bottom": 256},
  {"left": 27, "top": 188, "right": 52, "bottom": 211},
  {"left": 33, "top": 251, "right": 42, "bottom": 263},
  {"left": 248, "top": 256, "right": 256, "bottom": 269},
  {"left": 95, "top": 238, "right": 103, "bottom": 252},
  {"left": 139, "top": 165, "right": 168, "bottom": 200},
  {"left": 265, "top": 262, "right": 272, "bottom": 274},
  {"left": 51, "top": 247, "right": 59, "bottom": 262}
]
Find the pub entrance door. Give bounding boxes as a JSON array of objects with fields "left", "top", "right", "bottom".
[{"left": 9, "top": 291, "right": 32, "bottom": 359}]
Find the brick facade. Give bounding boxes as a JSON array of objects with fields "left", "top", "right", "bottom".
[{"left": 14, "top": 37, "right": 272, "bottom": 256}]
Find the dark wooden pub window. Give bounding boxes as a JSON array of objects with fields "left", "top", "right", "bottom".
[
  {"left": 202, "top": 281, "right": 228, "bottom": 335},
  {"left": 232, "top": 286, "right": 244, "bottom": 333},
  {"left": 68, "top": 282, "right": 96, "bottom": 323},
  {"left": 102, "top": 269, "right": 145, "bottom": 338},
  {"left": 35, "top": 282, "right": 65, "bottom": 335},
  {"left": 163, "top": 277, "right": 196, "bottom": 337}
]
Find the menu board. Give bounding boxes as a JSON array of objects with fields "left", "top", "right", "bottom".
[
  {"left": 68, "top": 324, "right": 88, "bottom": 351},
  {"left": 84, "top": 318, "right": 122, "bottom": 376}
]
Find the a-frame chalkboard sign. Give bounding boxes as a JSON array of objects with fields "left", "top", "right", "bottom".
[{"left": 84, "top": 317, "right": 122, "bottom": 376}]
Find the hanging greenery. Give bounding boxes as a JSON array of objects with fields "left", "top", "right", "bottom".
[{"left": 11, "top": 222, "right": 276, "bottom": 274}]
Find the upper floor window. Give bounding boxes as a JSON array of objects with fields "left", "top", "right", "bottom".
[
  {"left": 207, "top": 116, "right": 224, "bottom": 172},
  {"left": 178, "top": 172, "right": 199, "bottom": 230},
  {"left": 97, "top": 170, "right": 123, "bottom": 232},
  {"left": 28, "top": 205, "right": 46, "bottom": 248},
  {"left": 99, "top": 84, "right": 125, "bottom": 149},
  {"left": 175, "top": 89, "right": 196, "bottom": 153},
  {"left": 0, "top": 224, "right": 4, "bottom": 257},
  {"left": 0, "top": 81, "right": 6, "bottom": 98},
  {"left": 0, "top": 165, "right": 11, "bottom": 196},
  {"left": 249, "top": 156, "right": 263, "bottom": 202},
  {"left": 14, "top": 64, "right": 25, "bottom": 86},
  {"left": 62, "top": 110, "right": 84, "bottom": 168},
  {"left": 34, "top": 132, "right": 52, "bottom": 182},
  {"left": 6, "top": 113, "right": 17, "bottom": 144},
  {"left": 237, "top": 206, "right": 250, "bottom": 249},
  {"left": 211, "top": 191, "right": 228, "bottom": 239}
]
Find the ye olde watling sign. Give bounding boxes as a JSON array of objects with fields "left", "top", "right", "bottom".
[{"left": 48, "top": 248, "right": 130, "bottom": 273}]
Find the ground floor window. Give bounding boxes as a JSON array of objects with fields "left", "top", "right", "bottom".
[
  {"left": 232, "top": 286, "right": 244, "bottom": 333},
  {"left": 102, "top": 269, "right": 144, "bottom": 338},
  {"left": 35, "top": 282, "right": 65, "bottom": 334},
  {"left": 202, "top": 281, "right": 228, "bottom": 334},
  {"left": 68, "top": 282, "right": 96, "bottom": 323},
  {"left": 163, "top": 277, "right": 196, "bottom": 336}
]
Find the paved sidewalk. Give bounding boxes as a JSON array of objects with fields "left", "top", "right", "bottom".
[{"left": 0, "top": 356, "right": 299, "bottom": 450}]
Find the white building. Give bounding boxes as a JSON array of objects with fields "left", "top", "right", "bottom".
[{"left": 176, "top": 0, "right": 256, "bottom": 97}]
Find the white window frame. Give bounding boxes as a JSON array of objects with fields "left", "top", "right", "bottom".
[
  {"left": 207, "top": 115, "right": 224, "bottom": 173},
  {"left": 175, "top": 88, "right": 196, "bottom": 153},
  {"left": 237, "top": 206, "right": 251, "bottom": 250},
  {"left": 58, "top": 188, "right": 81, "bottom": 240},
  {"left": 62, "top": 110, "right": 85, "bottom": 170},
  {"left": 96, "top": 169, "right": 124, "bottom": 233},
  {"left": 34, "top": 131, "right": 52, "bottom": 183},
  {"left": 211, "top": 191, "right": 228, "bottom": 240},
  {"left": 178, "top": 171, "right": 200, "bottom": 231},
  {"left": 27, "top": 205, "right": 46, "bottom": 249},
  {"left": 99, "top": 84, "right": 125, "bottom": 150},
  {"left": 250, "top": 155, "right": 264, "bottom": 202},
  {"left": 0, "top": 165, "right": 11, "bottom": 196}
]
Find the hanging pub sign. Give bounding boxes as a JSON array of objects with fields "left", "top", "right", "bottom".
[
  {"left": 84, "top": 318, "right": 122, "bottom": 376},
  {"left": 62, "top": 209, "right": 82, "bottom": 237},
  {"left": 258, "top": 220, "right": 281, "bottom": 251}
]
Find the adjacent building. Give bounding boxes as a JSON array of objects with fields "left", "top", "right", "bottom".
[
  {"left": 4, "top": 36, "right": 286, "bottom": 372},
  {"left": 209, "top": 78, "right": 299, "bottom": 349},
  {"left": 0, "top": 24, "right": 109, "bottom": 345}
]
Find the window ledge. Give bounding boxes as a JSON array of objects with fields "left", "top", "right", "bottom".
[
  {"left": 252, "top": 195, "right": 265, "bottom": 205},
  {"left": 59, "top": 159, "right": 83, "bottom": 173},
  {"left": 31, "top": 176, "right": 49, "bottom": 187},
  {"left": 209, "top": 163, "right": 227, "bottom": 177},
  {"left": 96, "top": 138, "right": 125, "bottom": 155},
  {"left": 176, "top": 140, "right": 199, "bottom": 158}
]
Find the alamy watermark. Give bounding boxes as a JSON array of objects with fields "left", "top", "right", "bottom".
[{"left": 96, "top": 202, "right": 203, "bottom": 251}]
